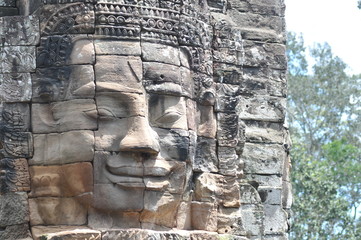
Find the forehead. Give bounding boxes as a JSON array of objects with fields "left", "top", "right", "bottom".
[{"left": 94, "top": 40, "right": 192, "bottom": 96}]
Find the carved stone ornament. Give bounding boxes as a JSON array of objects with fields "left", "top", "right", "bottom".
[{"left": 0, "top": 0, "right": 290, "bottom": 239}]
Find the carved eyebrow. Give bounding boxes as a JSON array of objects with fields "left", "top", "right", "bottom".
[
  {"left": 145, "top": 82, "right": 183, "bottom": 96},
  {"left": 96, "top": 82, "right": 143, "bottom": 94}
]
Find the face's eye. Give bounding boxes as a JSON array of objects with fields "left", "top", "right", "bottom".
[
  {"left": 84, "top": 109, "right": 98, "bottom": 119},
  {"left": 154, "top": 109, "right": 182, "bottom": 124},
  {"left": 148, "top": 94, "right": 188, "bottom": 130},
  {"left": 97, "top": 108, "right": 116, "bottom": 120}
]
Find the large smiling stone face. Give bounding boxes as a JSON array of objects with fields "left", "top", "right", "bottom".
[
  {"left": 90, "top": 47, "right": 192, "bottom": 228},
  {"left": 22, "top": 0, "right": 282, "bottom": 235}
]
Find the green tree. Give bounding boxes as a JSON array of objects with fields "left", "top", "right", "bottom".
[{"left": 287, "top": 32, "right": 361, "bottom": 239}]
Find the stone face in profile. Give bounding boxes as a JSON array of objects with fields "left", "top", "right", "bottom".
[{"left": 0, "top": 0, "right": 290, "bottom": 238}]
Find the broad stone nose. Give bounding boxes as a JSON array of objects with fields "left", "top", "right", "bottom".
[{"left": 119, "top": 116, "right": 160, "bottom": 154}]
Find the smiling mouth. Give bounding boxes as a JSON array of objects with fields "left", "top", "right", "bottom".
[{"left": 105, "top": 161, "right": 173, "bottom": 191}]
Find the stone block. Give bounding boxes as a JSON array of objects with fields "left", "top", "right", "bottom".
[
  {"left": 180, "top": 67, "right": 193, "bottom": 98},
  {"left": 191, "top": 202, "right": 217, "bottom": 232},
  {"left": 212, "top": 24, "right": 242, "bottom": 65},
  {"left": 246, "top": 173, "right": 283, "bottom": 188},
  {"left": 228, "top": 0, "right": 285, "bottom": 16},
  {"left": 197, "top": 104, "right": 217, "bottom": 138},
  {"left": 194, "top": 173, "right": 223, "bottom": 202},
  {"left": 94, "top": 117, "right": 127, "bottom": 151},
  {"left": 29, "top": 162, "right": 93, "bottom": 197},
  {"left": 0, "top": 102, "right": 30, "bottom": 131},
  {"left": 217, "top": 112, "right": 239, "bottom": 147},
  {"left": 30, "top": 130, "right": 94, "bottom": 165},
  {"left": 96, "top": 91, "right": 146, "bottom": 118},
  {"left": 95, "top": 55, "right": 143, "bottom": 90},
  {"left": 243, "top": 41, "right": 287, "bottom": 69},
  {"left": 31, "top": 226, "right": 101, "bottom": 240},
  {"left": 245, "top": 120, "right": 284, "bottom": 144},
  {"left": 141, "top": 191, "right": 182, "bottom": 228},
  {"left": 93, "top": 151, "right": 143, "bottom": 185},
  {"left": 0, "top": 132, "right": 33, "bottom": 158},
  {"left": 32, "top": 65, "right": 95, "bottom": 102},
  {"left": 186, "top": 99, "right": 197, "bottom": 131},
  {"left": 242, "top": 28, "right": 286, "bottom": 43},
  {"left": 0, "top": 7, "right": 18, "bottom": 17},
  {"left": 239, "top": 183, "right": 261, "bottom": 204},
  {"left": 282, "top": 181, "right": 292, "bottom": 209},
  {"left": 194, "top": 173, "right": 240, "bottom": 207},
  {"left": 37, "top": 35, "right": 95, "bottom": 67},
  {"left": 240, "top": 204, "right": 264, "bottom": 236},
  {"left": 0, "top": 15, "right": 39, "bottom": 46},
  {"left": 0, "top": 46, "right": 36, "bottom": 73},
  {"left": 95, "top": 39, "right": 141, "bottom": 55},
  {"left": 102, "top": 229, "right": 191, "bottom": 240},
  {"left": 194, "top": 137, "right": 218, "bottom": 172},
  {"left": 29, "top": 195, "right": 89, "bottom": 226},
  {"left": 154, "top": 128, "right": 190, "bottom": 162},
  {"left": 242, "top": 143, "right": 285, "bottom": 175},
  {"left": 0, "top": 192, "right": 29, "bottom": 227},
  {"left": 177, "top": 15, "right": 213, "bottom": 49},
  {"left": 217, "top": 207, "right": 247, "bottom": 236},
  {"left": 93, "top": 183, "right": 144, "bottom": 211},
  {"left": 0, "top": 158, "right": 30, "bottom": 193},
  {"left": 237, "top": 96, "right": 286, "bottom": 122},
  {"left": 282, "top": 155, "right": 291, "bottom": 181},
  {"left": 31, "top": 99, "right": 97, "bottom": 133},
  {"left": 145, "top": 161, "right": 186, "bottom": 194},
  {"left": 143, "top": 62, "right": 181, "bottom": 85},
  {"left": 0, "top": 223, "right": 32, "bottom": 240},
  {"left": 222, "top": 176, "right": 241, "bottom": 208},
  {"left": 264, "top": 205, "right": 288, "bottom": 234},
  {"left": 88, "top": 208, "right": 140, "bottom": 229},
  {"left": 0, "top": 73, "right": 32, "bottom": 102},
  {"left": 143, "top": 63, "right": 183, "bottom": 96},
  {"left": 217, "top": 146, "right": 239, "bottom": 176},
  {"left": 215, "top": 83, "right": 239, "bottom": 113},
  {"left": 142, "top": 42, "right": 180, "bottom": 66},
  {"left": 258, "top": 186, "right": 282, "bottom": 205},
  {"left": 243, "top": 66, "right": 286, "bottom": 83},
  {"left": 227, "top": 12, "right": 284, "bottom": 37},
  {"left": 240, "top": 76, "right": 287, "bottom": 97},
  {"left": 38, "top": 3, "right": 95, "bottom": 36},
  {"left": 176, "top": 201, "right": 192, "bottom": 230},
  {"left": 213, "top": 63, "right": 243, "bottom": 85}
]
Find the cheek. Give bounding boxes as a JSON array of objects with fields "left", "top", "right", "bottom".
[
  {"left": 153, "top": 127, "right": 190, "bottom": 162},
  {"left": 95, "top": 118, "right": 128, "bottom": 151}
]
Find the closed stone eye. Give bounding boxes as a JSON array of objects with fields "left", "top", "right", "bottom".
[
  {"left": 154, "top": 109, "right": 182, "bottom": 124},
  {"left": 97, "top": 108, "right": 117, "bottom": 120}
]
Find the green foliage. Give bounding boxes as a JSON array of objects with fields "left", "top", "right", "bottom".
[
  {"left": 287, "top": 32, "right": 361, "bottom": 239},
  {"left": 358, "top": 0, "right": 361, "bottom": 9}
]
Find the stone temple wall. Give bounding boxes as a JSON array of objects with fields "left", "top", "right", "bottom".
[{"left": 0, "top": 0, "right": 291, "bottom": 239}]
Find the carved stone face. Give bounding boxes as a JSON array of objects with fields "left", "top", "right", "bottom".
[
  {"left": 26, "top": 0, "right": 245, "bottom": 233},
  {"left": 0, "top": 0, "right": 291, "bottom": 238},
  {"left": 90, "top": 46, "right": 192, "bottom": 228}
]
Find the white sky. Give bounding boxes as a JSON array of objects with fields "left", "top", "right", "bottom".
[{"left": 285, "top": 0, "right": 361, "bottom": 74}]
